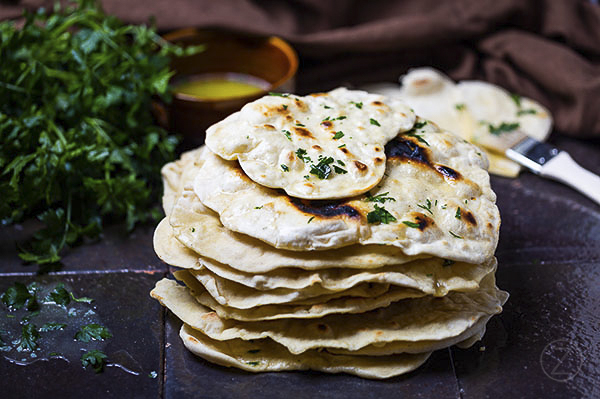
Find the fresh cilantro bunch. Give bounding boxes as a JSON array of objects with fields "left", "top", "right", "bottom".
[{"left": 0, "top": 1, "right": 200, "bottom": 265}]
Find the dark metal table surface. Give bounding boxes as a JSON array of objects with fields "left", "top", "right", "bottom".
[{"left": 0, "top": 133, "right": 599, "bottom": 399}]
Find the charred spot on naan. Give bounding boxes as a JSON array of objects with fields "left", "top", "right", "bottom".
[
  {"left": 434, "top": 165, "right": 461, "bottom": 181},
  {"left": 458, "top": 207, "right": 477, "bottom": 226},
  {"left": 260, "top": 104, "right": 291, "bottom": 118},
  {"left": 293, "top": 126, "right": 314, "bottom": 139},
  {"left": 405, "top": 212, "right": 435, "bottom": 231},
  {"left": 293, "top": 98, "right": 309, "bottom": 112},
  {"left": 386, "top": 136, "right": 463, "bottom": 182},
  {"left": 321, "top": 120, "right": 333, "bottom": 129},
  {"left": 288, "top": 197, "right": 362, "bottom": 220}
]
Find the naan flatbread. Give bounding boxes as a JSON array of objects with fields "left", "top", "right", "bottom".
[
  {"left": 151, "top": 273, "right": 507, "bottom": 354},
  {"left": 205, "top": 88, "right": 416, "bottom": 199},
  {"left": 195, "top": 121, "right": 500, "bottom": 264},
  {"left": 180, "top": 325, "right": 432, "bottom": 379},
  {"left": 169, "top": 189, "right": 426, "bottom": 272}
]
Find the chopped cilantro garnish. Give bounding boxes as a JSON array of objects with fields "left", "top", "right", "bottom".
[
  {"left": 455, "top": 207, "right": 461, "bottom": 219},
  {"left": 443, "top": 259, "right": 455, "bottom": 267},
  {"left": 337, "top": 160, "right": 345, "bottom": 166},
  {"left": 337, "top": 144, "right": 346, "bottom": 148},
  {"left": 81, "top": 350, "right": 107, "bottom": 373},
  {"left": 449, "top": 231, "right": 463, "bottom": 239},
  {"left": 281, "top": 164, "right": 289, "bottom": 172},
  {"left": 323, "top": 104, "right": 332, "bottom": 109},
  {"left": 417, "top": 199, "right": 433, "bottom": 215},
  {"left": 369, "top": 118, "right": 381, "bottom": 126},
  {"left": 247, "top": 349, "right": 261, "bottom": 354},
  {"left": 365, "top": 192, "right": 396, "bottom": 203},
  {"left": 517, "top": 109, "right": 537, "bottom": 116},
  {"left": 17, "top": 323, "right": 40, "bottom": 351},
  {"left": 282, "top": 130, "right": 292, "bottom": 141},
  {"left": 282, "top": 105, "right": 288, "bottom": 110},
  {"left": 255, "top": 206, "right": 263, "bottom": 209},
  {"left": 333, "top": 165, "right": 347, "bottom": 174},
  {"left": 334, "top": 116, "right": 347, "bottom": 121},
  {"left": 402, "top": 221, "right": 421, "bottom": 229},
  {"left": 510, "top": 93, "right": 522, "bottom": 107},
  {"left": 413, "top": 121, "right": 427, "bottom": 129},
  {"left": 39, "top": 322, "right": 67, "bottom": 332},
  {"left": 455, "top": 103, "right": 466, "bottom": 111},
  {"left": 310, "top": 156, "right": 334, "bottom": 179},
  {"left": 304, "top": 175, "right": 310, "bottom": 180},
  {"left": 351, "top": 101, "right": 363, "bottom": 109},
  {"left": 307, "top": 216, "right": 315, "bottom": 224},
  {"left": 191, "top": 227, "right": 195, "bottom": 232},
  {"left": 246, "top": 361, "right": 260, "bottom": 366},
  {"left": 488, "top": 122, "right": 520, "bottom": 135},
  {"left": 75, "top": 323, "right": 112, "bottom": 343},
  {"left": 367, "top": 205, "right": 397, "bottom": 224},
  {"left": 332, "top": 131, "right": 344, "bottom": 140},
  {"left": 268, "top": 92, "right": 289, "bottom": 97},
  {"left": 405, "top": 132, "right": 430, "bottom": 146},
  {"left": 296, "top": 122, "right": 305, "bottom": 127},
  {"left": 295, "top": 148, "right": 311, "bottom": 163}
]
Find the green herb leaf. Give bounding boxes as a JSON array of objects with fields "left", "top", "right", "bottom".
[
  {"left": 254, "top": 206, "right": 263, "bottom": 209},
  {"left": 39, "top": 322, "right": 67, "bottom": 332},
  {"left": 281, "top": 164, "right": 289, "bottom": 172},
  {"left": 295, "top": 148, "right": 311, "bottom": 163},
  {"left": 268, "top": 92, "right": 289, "bottom": 97},
  {"left": 517, "top": 109, "right": 537, "bottom": 116},
  {"left": 75, "top": 323, "right": 112, "bottom": 343},
  {"left": 488, "top": 122, "right": 520, "bottom": 136},
  {"left": 337, "top": 144, "right": 346, "bottom": 148},
  {"left": 0, "top": 1, "right": 196, "bottom": 266},
  {"left": 70, "top": 292, "right": 94, "bottom": 304},
  {"left": 45, "top": 283, "right": 71, "bottom": 307},
  {"left": 455, "top": 103, "right": 466, "bottom": 111},
  {"left": 296, "top": 122, "right": 305, "bottom": 127},
  {"left": 350, "top": 101, "right": 363, "bottom": 109},
  {"left": 417, "top": 199, "right": 433, "bottom": 215},
  {"left": 334, "top": 116, "right": 347, "bottom": 121},
  {"left": 81, "top": 350, "right": 107, "bottom": 373},
  {"left": 405, "top": 132, "right": 430, "bottom": 146},
  {"left": 332, "top": 165, "right": 347, "bottom": 174},
  {"left": 369, "top": 118, "right": 381, "bottom": 127},
  {"left": 282, "top": 130, "right": 292, "bottom": 141},
  {"left": 247, "top": 349, "right": 261, "bottom": 354},
  {"left": 449, "top": 231, "right": 463, "bottom": 239},
  {"left": 402, "top": 221, "right": 421, "bottom": 229},
  {"left": 510, "top": 93, "right": 522, "bottom": 107},
  {"left": 332, "top": 131, "right": 344, "bottom": 140},
  {"left": 17, "top": 323, "right": 40, "bottom": 351},
  {"left": 365, "top": 192, "right": 396, "bottom": 204},
  {"left": 455, "top": 207, "right": 462, "bottom": 219},
  {"left": 322, "top": 104, "right": 332, "bottom": 109},
  {"left": 367, "top": 205, "right": 397, "bottom": 224},
  {"left": 1, "top": 282, "right": 38, "bottom": 311},
  {"left": 310, "top": 156, "right": 334, "bottom": 179},
  {"left": 307, "top": 216, "right": 315, "bottom": 224},
  {"left": 246, "top": 361, "right": 260, "bottom": 366},
  {"left": 413, "top": 121, "right": 427, "bottom": 129}
]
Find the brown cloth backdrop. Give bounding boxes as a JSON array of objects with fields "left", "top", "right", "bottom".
[{"left": 2, "top": 0, "right": 600, "bottom": 138}]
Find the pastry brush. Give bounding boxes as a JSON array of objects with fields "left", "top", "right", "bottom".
[{"left": 475, "top": 130, "right": 600, "bottom": 205}]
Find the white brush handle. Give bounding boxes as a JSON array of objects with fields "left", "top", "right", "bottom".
[{"left": 540, "top": 152, "right": 600, "bottom": 205}]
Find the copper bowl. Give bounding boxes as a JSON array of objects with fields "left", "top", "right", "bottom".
[{"left": 159, "top": 28, "right": 298, "bottom": 145}]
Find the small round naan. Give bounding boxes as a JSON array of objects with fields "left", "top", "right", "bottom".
[
  {"left": 205, "top": 87, "right": 415, "bottom": 199},
  {"left": 195, "top": 120, "right": 500, "bottom": 264}
]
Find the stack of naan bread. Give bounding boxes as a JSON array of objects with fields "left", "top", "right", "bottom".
[{"left": 151, "top": 88, "right": 508, "bottom": 379}]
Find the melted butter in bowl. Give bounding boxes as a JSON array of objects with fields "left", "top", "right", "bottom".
[{"left": 174, "top": 73, "right": 271, "bottom": 101}]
